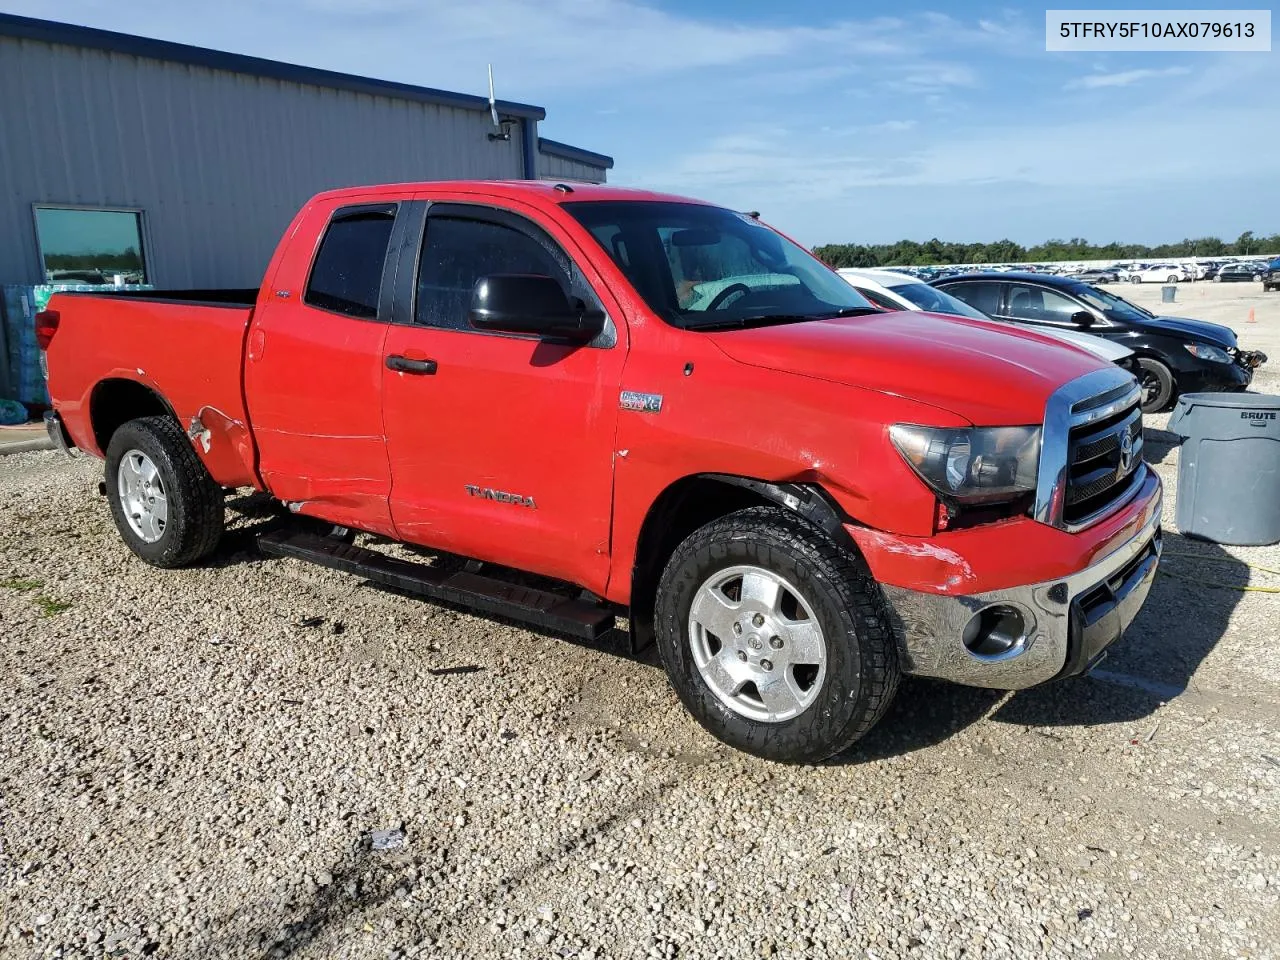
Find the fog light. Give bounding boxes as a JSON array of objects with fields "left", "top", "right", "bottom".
[{"left": 962, "top": 604, "right": 1027, "bottom": 659}]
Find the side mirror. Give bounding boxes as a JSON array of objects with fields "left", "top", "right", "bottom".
[
  {"left": 469, "top": 274, "right": 604, "bottom": 343},
  {"left": 1070, "top": 310, "right": 1095, "bottom": 328}
]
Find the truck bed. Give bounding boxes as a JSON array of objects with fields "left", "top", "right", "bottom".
[{"left": 43, "top": 289, "right": 260, "bottom": 488}]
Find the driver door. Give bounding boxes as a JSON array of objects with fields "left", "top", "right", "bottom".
[{"left": 380, "top": 200, "right": 627, "bottom": 593}]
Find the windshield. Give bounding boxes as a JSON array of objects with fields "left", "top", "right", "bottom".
[
  {"left": 564, "top": 201, "right": 873, "bottom": 329},
  {"left": 890, "top": 281, "right": 990, "bottom": 321},
  {"left": 1076, "top": 285, "right": 1155, "bottom": 321}
]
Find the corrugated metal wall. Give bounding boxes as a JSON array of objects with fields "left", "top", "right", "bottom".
[
  {"left": 538, "top": 153, "right": 608, "bottom": 184},
  {"left": 0, "top": 36, "right": 527, "bottom": 288}
]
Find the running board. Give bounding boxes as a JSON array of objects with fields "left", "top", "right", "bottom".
[{"left": 257, "top": 529, "right": 615, "bottom": 641}]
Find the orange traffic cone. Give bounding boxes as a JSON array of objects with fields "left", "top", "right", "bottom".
[{"left": 1248, "top": 308, "right": 1257, "bottom": 323}]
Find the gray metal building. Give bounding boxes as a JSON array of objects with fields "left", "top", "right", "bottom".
[{"left": 0, "top": 13, "right": 614, "bottom": 291}]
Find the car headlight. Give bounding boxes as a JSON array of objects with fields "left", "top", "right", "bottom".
[
  {"left": 1184, "top": 344, "right": 1232, "bottom": 363},
  {"left": 889, "top": 425, "right": 1041, "bottom": 504}
]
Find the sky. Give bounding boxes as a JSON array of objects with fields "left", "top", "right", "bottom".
[{"left": 5, "top": 0, "right": 1276, "bottom": 247}]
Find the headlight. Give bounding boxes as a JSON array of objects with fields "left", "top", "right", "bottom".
[
  {"left": 889, "top": 425, "right": 1041, "bottom": 503},
  {"left": 1184, "top": 344, "right": 1231, "bottom": 363}
]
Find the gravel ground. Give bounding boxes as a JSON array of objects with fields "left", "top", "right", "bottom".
[{"left": 2, "top": 296, "right": 1278, "bottom": 959}]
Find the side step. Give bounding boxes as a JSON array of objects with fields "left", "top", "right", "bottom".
[{"left": 258, "top": 529, "right": 616, "bottom": 641}]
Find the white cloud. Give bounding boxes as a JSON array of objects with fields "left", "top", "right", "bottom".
[
  {"left": 632, "top": 109, "right": 1280, "bottom": 205},
  {"left": 1066, "top": 66, "right": 1191, "bottom": 89},
  {"left": 871, "top": 120, "right": 918, "bottom": 132}
]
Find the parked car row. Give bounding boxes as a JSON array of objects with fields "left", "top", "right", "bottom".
[
  {"left": 929, "top": 272, "right": 1267, "bottom": 412},
  {"left": 836, "top": 268, "right": 1139, "bottom": 373}
]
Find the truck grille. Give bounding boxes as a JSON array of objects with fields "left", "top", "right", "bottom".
[
  {"left": 1063, "top": 403, "right": 1143, "bottom": 527},
  {"left": 1033, "top": 368, "right": 1146, "bottom": 531}
]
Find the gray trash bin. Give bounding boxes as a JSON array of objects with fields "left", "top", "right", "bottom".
[
  {"left": 1161, "top": 285, "right": 1177, "bottom": 303},
  {"left": 1168, "top": 392, "right": 1280, "bottom": 545}
]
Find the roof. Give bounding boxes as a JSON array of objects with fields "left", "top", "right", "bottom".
[
  {"left": 836, "top": 268, "right": 919, "bottom": 287},
  {"left": 935, "top": 271, "right": 1090, "bottom": 289},
  {"left": 308, "top": 180, "right": 710, "bottom": 207},
  {"left": 0, "top": 12, "right": 546, "bottom": 120},
  {"left": 537, "top": 138, "right": 615, "bottom": 170}
]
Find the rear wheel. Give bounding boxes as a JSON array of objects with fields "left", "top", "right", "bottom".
[
  {"left": 1167, "top": 275, "right": 1179, "bottom": 284},
  {"left": 654, "top": 506, "right": 900, "bottom": 764},
  {"left": 1137, "top": 358, "right": 1175, "bottom": 413},
  {"left": 105, "top": 416, "right": 224, "bottom": 567}
]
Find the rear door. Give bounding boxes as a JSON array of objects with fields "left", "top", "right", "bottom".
[
  {"left": 939, "top": 280, "right": 1002, "bottom": 318},
  {"left": 997, "top": 282, "right": 1094, "bottom": 331},
  {"left": 380, "top": 199, "right": 627, "bottom": 593},
  {"left": 245, "top": 199, "right": 405, "bottom": 536}
]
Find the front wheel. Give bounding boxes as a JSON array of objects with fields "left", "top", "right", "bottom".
[
  {"left": 105, "top": 416, "right": 225, "bottom": 567},
  {"left": 654, "top": 506, "right": 900, "bottom": 764},
  {"left": 1137, "top": 358, "right": 1175, "bottom": 413}
]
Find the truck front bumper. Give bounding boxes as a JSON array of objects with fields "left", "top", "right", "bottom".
[{"left": 855, "top": 478, "right": 1163, "bottom": 690}]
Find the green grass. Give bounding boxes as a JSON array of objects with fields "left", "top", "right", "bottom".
[
  {"left": 1, "top": 577, "right": 43, "bottom": 592},
  {"left": 35, "top": 596, "right": 73, "bottom": 617}
]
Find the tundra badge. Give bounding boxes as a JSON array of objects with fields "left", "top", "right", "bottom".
[
  {"left": 465, "top": 485, "right": 536, "bottom": 509},
  {"left": 620, "top": 391, "right": 663, "bottom": 413}
]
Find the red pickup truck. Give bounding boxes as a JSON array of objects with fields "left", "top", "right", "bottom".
[{"left": 40, "top": 181, "right": 1162, "bottom": 763}]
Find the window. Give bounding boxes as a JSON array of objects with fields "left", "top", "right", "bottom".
[
  {"left": 1004, "top": 284, "right": 1083, "bottom": 324},
  {"left": 942, "top": 281, "right": 1001, "bottom": 316},
  {"left": 892, "top": 282, "right": 990, "bottom": 320},
  {"left": 856, "top": 288, "right": 903, "bottom": 312},
  {"left": 565, "top": 201, "right": 871, "bottom": 329},
  {"left": 416, "top": 217, "right": 571, "bottom": 330},
  {"left": 34, "top": 206, "right": 148, "bottom": 284},
  {"left": 304, "top": 207, "right": 396, "bottom": 319}
]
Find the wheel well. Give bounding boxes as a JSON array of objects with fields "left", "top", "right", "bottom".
[
  {"left": 628, "top": 474, "right": 849, "bottom": 649},
  {"left": 89, "top": 379, "right": 172, "bottom": 453}
]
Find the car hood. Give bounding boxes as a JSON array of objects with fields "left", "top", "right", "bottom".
[
  {"left": 706, "top": 311, "right": 1105, "bottom": 426},
  {"left": 997, "top": 323, "right": 1133, "bottom": 362},
  {"left": 1138, "top": 314, "right": 1238, "bottom": 348}
]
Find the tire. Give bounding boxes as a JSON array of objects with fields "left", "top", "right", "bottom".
[
  {"left": 105, "top": 415, "right": 225, "bottom": 567},
  {"left": 654, "top": 506, "right": 900, "bottom": 764},
  {"left": 1167, "top": 275, "right": 1179, "bottom": 284},
  {"left": 1137, "top": 358, "right": 1175, "bottom": 413}
]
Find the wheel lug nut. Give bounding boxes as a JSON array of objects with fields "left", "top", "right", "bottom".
[
  {"left": 769, "top": 636, "right": 783, "bottom": 649},
  {"left": 732, "top": 623, "right": 742, "bottom": 636},
  {"left": 760, "top": 659, "right": 773, "bottom": 671},
  {"left": 736, "top": 651, "right": 747, "bottom": 662},
  {"left": 751, "top": 613, "right": 765, "bottom": 627}
]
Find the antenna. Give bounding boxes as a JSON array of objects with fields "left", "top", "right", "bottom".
[{"left": 487, "top": 64, "right": 513, "bottom": 141}]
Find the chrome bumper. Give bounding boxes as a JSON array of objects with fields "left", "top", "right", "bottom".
[
  {"left": 880, "top": 490, "right": 1163, "bottom": 690},
  {"left": 43, "top": 411, "right": 77, "bottom": 457}
]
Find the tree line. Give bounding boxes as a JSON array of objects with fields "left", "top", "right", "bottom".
[
  {"left": 44, "top": 248, "right": 144, "bottom": 270},
  {"left": 812, "top": 231, "right": 1280, "bottom": 268}
]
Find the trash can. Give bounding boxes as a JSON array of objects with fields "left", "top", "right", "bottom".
[
  {"left": 1168, "top": 392, "right": 1280, "bottom": 545},
  {"left": 1161, "top": 285, "right": 1177, "bottom": 303}
]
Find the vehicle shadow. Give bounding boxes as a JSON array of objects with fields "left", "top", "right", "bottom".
[
  {"left": 993, "top": 530, "right": 1247, "bottom": 728},
  {"left": 1141, "top": 425, "right": 1182, "bottom": 465},
  {"left": 838, "top": 530, "right": 1247, "bottom": 763},
  {"left": 207, "top": 490, "right": 295, "bottom": 567}
]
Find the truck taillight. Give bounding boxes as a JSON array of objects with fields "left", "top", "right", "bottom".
[{"left": 35, "top": 310, "right": 60, "bottom": 350}]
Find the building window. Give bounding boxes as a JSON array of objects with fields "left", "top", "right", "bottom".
[{"left": 34, "top": 206, "right": 149, "bottom": 285}]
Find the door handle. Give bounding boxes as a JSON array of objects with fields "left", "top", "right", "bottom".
[{"left": 386, "top": 355, "right": 438, "bottom": 375}]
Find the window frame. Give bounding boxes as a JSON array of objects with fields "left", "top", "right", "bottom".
[
  {"left": 939, "top": 279, "right": 1003, "bottom": 317},
  {"left": 1000, "top": 282, "right": 1097, "bottom": 329},
  {"left": 31, "top": 203, "right": 151, "bottom": 285},
  {"left": 303, "top": 201, "right": 403, "bottom": 323},
  {"left": 396, "top": 200, "right": 615, "bottom": 347}
]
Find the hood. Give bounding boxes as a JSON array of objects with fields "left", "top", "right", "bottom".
[
  {"left": 1140, "top": 314, "right": 1238, "bottom": 348},
  {"left": 707, "top": 311, "right": 1105, "bottom": 426},
  {"left": 991, "top": 322, "right": 1133, "bottom": 362}
]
